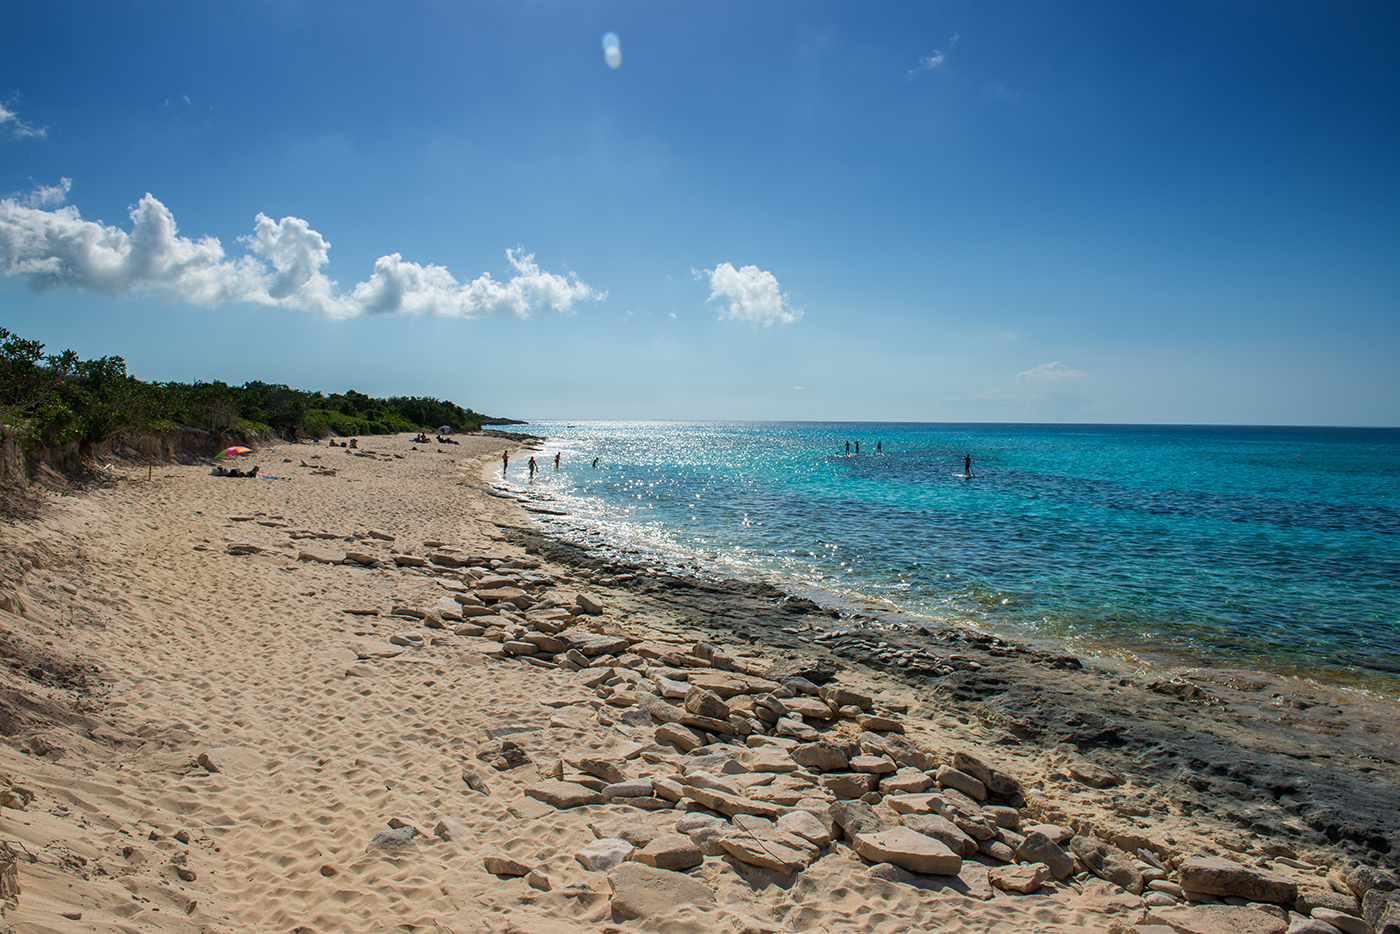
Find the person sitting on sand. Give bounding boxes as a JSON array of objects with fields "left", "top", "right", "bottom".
[{"left": 349, "top": 438, "right": 357, "bottom": 448}]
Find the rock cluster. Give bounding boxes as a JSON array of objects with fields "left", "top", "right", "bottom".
[{"left": 305, "top": 538, "right": 1393, "bottom": 934}]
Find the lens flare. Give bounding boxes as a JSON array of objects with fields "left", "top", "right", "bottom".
[{"left": 602, "top": 31, "right": 622, "bottom": 69}]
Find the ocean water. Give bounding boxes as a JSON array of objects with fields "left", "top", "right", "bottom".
[{"left": 494, "top": 422, "right": 1400, "bottom": 697}]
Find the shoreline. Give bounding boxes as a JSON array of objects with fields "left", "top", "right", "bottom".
[
  {"left": 0, "top": 433, "right": 1394, "bottom": 932},
  {"left": 492, "top": 460, "right": 1400, "bottom": 709}
]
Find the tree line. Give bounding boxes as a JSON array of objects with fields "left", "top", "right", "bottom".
[{"left": 0, "top": 327, "right": 491, "bottom": 450}]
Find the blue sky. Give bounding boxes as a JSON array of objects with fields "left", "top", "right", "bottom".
[{"left": 2, "top": 1, "right": 1396, "bottom": 425}]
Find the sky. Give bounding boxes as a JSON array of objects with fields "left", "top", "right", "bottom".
[{"left": 1, "top": 1, "right": 1397, "bottom": 426}]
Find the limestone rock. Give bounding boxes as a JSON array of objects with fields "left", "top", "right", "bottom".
[
  {"left": 608, "top": 863, "right": 716, "bottom": 920},
  {"left": 820, "top": 685, "right": 873, "bottom": 710},
  {"left": 484, "top": 854, "right": 533, "bottom": 876},
  {"left": 719, "top": 834, "right": 807, "bottom": 874},
  {"left": 852, "top": 827, "right": 962, "bottom": 876},
  {"left": 822, "top": 771, "right": 880, "bottom": 799},
  {"left": 777, "top": 810, "right": 833, "bottom": 848},
  {"left": 1348, "top": 866, "right": 1400, "bottom": 901},
  {"left": 990, "top": 862, "right": 1051, "bottom": 895},
  {"left": 1365, "top": 889, "right": 1400, "bottom": 934},
  {"left": 1143, "top": 905, "right": 1288, "bottom": 934},
  {"left": 526, "top": 780, "right": 605, "bottom": 809},
  {"left": 1072, "top": 835, "right": 1145, "bottom": 895},
  {"left": 635, "top": 833, "right": 703, "bottom": 872},
  {"left": 655, "top": 723, "right": 706, "bottom": 752},
  {"left": 1311, "top": 907, "right": 1371, "bottom": 934},
  {"left": 935, "top": 765, "right": 988, "bottom": 800},
  {"left": 688, "top": 671, "right": 781, "bottom": 698},
  {"left": 829, "top": 799, "right": 890, "bottom": 838},
  {"left": 795, "top": 739, "right": 845, "bottom": 772},
  {"left": 298, "top": 546, "right": 346, "bottom": 564},
  {"left": 685, "top": 685, "right": 731, "bottom": 720},
  {"left": 576, "top": 838, "right": 634, "bottom": 871},
  {"left": 1016, "top": 830, "right": 1075, "bottom": 880},
  {"left": 1179, "top": 856, "right": 1298, "bottom": 905},
  {"left": 557, "top": 628, "right": 630, "bottom": 657},
  {"left": 1069, "top": 759, "right": 1124, "bottom": 788},
  {"left": 950, "top": 750, "right": 1021, "bottom": 797}
]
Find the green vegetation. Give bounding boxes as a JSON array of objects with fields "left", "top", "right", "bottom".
[{"left": 0, "top": 327, "right": 489, "bottom": 453}]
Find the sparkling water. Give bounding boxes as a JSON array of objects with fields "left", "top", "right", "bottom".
[{"left": 496, "top": 422, "right": 1400, "bottom": 696}]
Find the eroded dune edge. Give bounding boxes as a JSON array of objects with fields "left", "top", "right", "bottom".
[{"left": 0, "top": 433, "right": 1396, "bottom": 934}]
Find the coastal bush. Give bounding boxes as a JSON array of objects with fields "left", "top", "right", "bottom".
[{"left": 0, "top": 327, "right": 494, "bottom": 470}]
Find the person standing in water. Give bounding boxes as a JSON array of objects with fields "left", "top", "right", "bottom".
[
  {"left": 855, "top": 441, "right": 859, "bottom": 454},
  {"left": 592, "top": 457, "right": 599, "bottom": 469},
  {"left": 502, "top": 450, "right": 509, "bottom": 476},
  {"left": 528, "top": 456, "right": 537, "bottom": 480},
  {"left": 845, "top": 441, "right": 850, "bottom": 454},
  {"left": 964, "top": 453, "right": 972, "bottom": 477},
  {"left": 877, "top": 440, "right": 881, "bottom": 452},
  {"left": 554, "top": 452, "right": 561, "bottom": 469}
]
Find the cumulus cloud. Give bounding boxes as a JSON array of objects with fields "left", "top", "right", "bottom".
[
  {"left": 913, "top": 33, "right": 959, "bottom": 73},
  {"left": 1016, "top": 361, "right": 1090, "bottom": 382},
  {"left": 0, "top": 187, "right": 603, "bottom": 320},
  {"left": 0, "top": 102, "right": 46, "bottom": 139},
  {"left": 695, "top": 262, "right": 802, "bottom": 327},
  {"left": 25, "top": 177, "right": 71, "bottom": 208}
]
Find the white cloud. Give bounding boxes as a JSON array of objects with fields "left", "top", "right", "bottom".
[
  {"left": 1016, "top": 361, "right": 1090, "bottom": 382},
  {"left": 0, "top": 187, "right": 603, "bottom": 320},
  {"left": 25, "top": 177, "right": 71, "bottom": 208},
  {"left": 0, "top": 102, "right": 46, "bottom": 139},
  {"left": 913, "top": 33, "right": 960, "bottom": 73},
  {"left": 696, "top": 262, "right": 802, "bottom": 327}
]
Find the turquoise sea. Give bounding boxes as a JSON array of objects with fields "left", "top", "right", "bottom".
[{"left": 496, "top": 422, "right": 1400, "bottom": 697}]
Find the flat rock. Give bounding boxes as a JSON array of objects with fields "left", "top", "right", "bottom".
[
  {"left": 1144, "top": 905, "right": 1288, "bottom": 934},
  {"left": 687, "top": 671, "right": 781, "bottom": 698},
  {"left": 588, "top": 819, "right": 671, "bottom": 848},
  {"left": 298, "top": 546, "right": 345, "bottom": 564},
  {"left": 746, "top": 746, "right": 800, "bottom": 773},
  {"left": 351, "top": 639, "right": 403, "bottom": 659},
  {"left": 886, "top": 793, "right": 942, "bottom": 815},
  {"left": 1311, "top": 907, "right": 1371, "bottom": 934},
  {"left": 852, "top": 827, "right": 962, "bottom": 876},
  {"left": 1179, "top": 857, "right": 1299, "bottom": 905},
  {"left": 719, "top": 834, "right": 808, "bottom": 874},
  {"left": 556, "top": 629, "right": 631, "bottom": 657},
  {"left": 525, "top": 780, "right": 605, "bottom": 809},
  {"left": 900, "top": 813, "right": 978, "bottom": 858},
  {"left": 936, "top": 765, "right": 988, "bottom": 800},
  {"left": 788, "top": 741, "right": 847, "bottom": 772},
  {"left": 990, "top": 862, "right": 1051, "bottom": 894},
  {"left": 1072, "top": 834, "right": 1145, "bottom": 895},
  {"left": 576, "top": 838, "right": 633, "bottom": 871},
  {"left": 951, "top": 749, "right": 1021, "bottom": 797},
  {"left": 1016, "top": 830, "right": 1075, "bottom": 880},
  {"left": 608, "top": 863, "right": 716, "bottom": 920},
  {"left": 777, "top": 810, "right": 832, "bottom": 848},
  {"left": 829, "top": 799, "right": 890, "bottom": 837},
  {"left": 682, "top": 785, "right": 784, "bottom": 820},
  {"left": 635, "top": 833, "right": 703, "bottom": 871},
  {"left": 484, "top": 854, "right": 533, "bottom": 876}
]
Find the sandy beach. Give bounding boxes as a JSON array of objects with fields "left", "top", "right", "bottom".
[{"left": 1, "top": 433, "right": 1396, "bottom": 934}]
